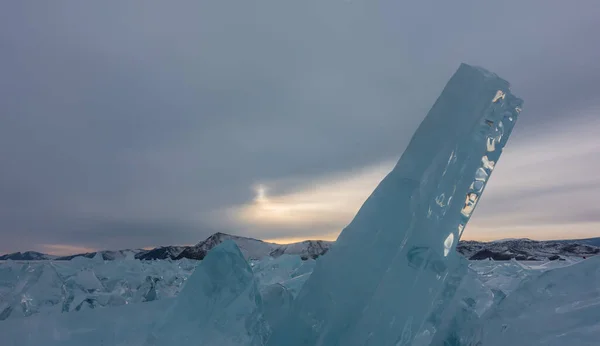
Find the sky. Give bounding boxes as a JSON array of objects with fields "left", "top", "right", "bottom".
[{"left": 1, "top": 1, "right": 599, "bottom": 255}]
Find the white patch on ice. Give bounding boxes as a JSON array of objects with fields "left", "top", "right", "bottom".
[{"left": 443, "top": 233, "right": 455, "bottom": 257}]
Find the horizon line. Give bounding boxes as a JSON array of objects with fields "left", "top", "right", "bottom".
[{"left": 2, "top": 233, "right": 599, "bottom": 257}]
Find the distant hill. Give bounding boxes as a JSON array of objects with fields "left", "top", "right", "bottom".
[
  {"left": 457, "top": 238, "right": 600, "bottom": 261},
  {"left": 173, "top": 232, "right": 331, "bottom": 261},
  {"left": 135, "top": 246, "right": 187, "bottom": 261},
  {"left": 0, "top": 233, "right": 332, "bottom": 262},
  {"left": 3, "top": 235, "right": 598, "bottom": 262},
  {"left": 0, "top": 251, "right": 56, "bottom": 261},
  {"left": 552, "top": 237, "right": 600, "bottom": 247},
  {"left": 55, "top": 249, "right": 142, "bottom": 261}
]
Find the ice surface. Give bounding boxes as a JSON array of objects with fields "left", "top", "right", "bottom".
[
  {"left": 0, "top": 261, "right": 64, "bottom": 319},
  {"left": 261, "top": 283, "right": 294, "bottom": 331},
  {"left": 412, "top": 256, "right": 471, "bottom": 346},
  {"left": 0, "top": 245, "right": 317, "bottom": 345},
  {"left": 421, "top": 258, "right": 586, "bottom": 345},
  {"left": 252, "top": 255, "right": 305, "bottom": 287},
  {"left": 148, "top": 240, "right": 270, "bottom": 345},
  {"left": 418, "top": 261, "right": 500, "bottom": 345},
  {"left": 0, "top": 252, "right": 315, "bottom": 323},
  {"left": 0, "top": 297, "right": 172, "bottom": 346},
  {"left": 0, "top": 257, "right": 196, "bottom": 320},
  {"left": 469, "top": 259, "right": 536, "bottom": 296},
  {"left": 476, "top": 256, "right": 600, "bottom": 346},
  {"left": 275, "top": 271, "right": 313, "bottom": 298},
  {"left": 0, "top": 253, "right": 596, "bottom": 345},
  {"left": 268, "top": 64, "right": 523, "bottom": 346}
]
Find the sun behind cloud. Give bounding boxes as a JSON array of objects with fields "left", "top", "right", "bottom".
[
  {"left": 222, "top": 107, "right": 600, "bottom": 244},
  {"left": 226, "top": 162, "right": 394, "bottom": 242},
  {"left": 40, "top": 244, "right": 98, "bottom": 256}
]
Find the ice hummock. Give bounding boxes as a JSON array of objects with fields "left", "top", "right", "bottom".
[
  {"left": 0, "top": 249, "right": 598, "bottom": 345},
  {"left": 0, "top": 251, "right": 317, "bottom": 326},
  {"left": 267, "top": 64, "right": 523, "bottom": 346},
  {"left": 418, "top": 258, "right": 598, "bottom": 345},
  {"left": 476, "top": 256, "right": 600, "bottom": 346},
  {"left": 0, "top": 243, "right": 318, "bottom": 345},
  {"left": 261, "top": 283, "right": 294, "bottom": 331},
  {"left": 148, "top": 240, "right": 270, "bottom": 345},
  {"left": 0, "top": 296, "right": 172, "bottom": 346},
  {"left": 0, "top": 257, "right": 196, "bottom": 320}
]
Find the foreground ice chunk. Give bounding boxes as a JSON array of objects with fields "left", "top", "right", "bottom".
[
  {"left": 268, "top": 64, "right": 522, "bottom": 346},
  {"left": 0, "top": 262, "right": 65, "bottom": 319},
  {"left": 148, "top": 240, "right": 269, "bottom": 345},
  {"left": 477, "top": 256, "right": 600, "bottom": 346}
]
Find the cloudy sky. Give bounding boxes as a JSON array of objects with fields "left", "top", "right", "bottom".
[{"left": 1, "top": 1, "right": 599, "bottom": 255}]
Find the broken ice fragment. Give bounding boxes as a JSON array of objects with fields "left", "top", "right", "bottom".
[
  {"left": 267, "top": 64, "right": 523, "bottom": 346},
  {"left": 261, "top": 283, "right": 294, "bottom": 331},
  {"left": 148, "top": 240, "right": 269, "bottom": 345}
]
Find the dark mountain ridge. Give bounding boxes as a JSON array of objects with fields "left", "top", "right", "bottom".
[{"left": 2, "top": 235, "right": 598, "bottom": 262}]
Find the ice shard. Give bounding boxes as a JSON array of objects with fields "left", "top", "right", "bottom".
[
  {"left": 148, "top": 240, "right": 269, "bottom": 345},
  {"left": 261, "top": 283, "right": 294, "bottom": 331},
  {"left": 421, "top": 263, "right": 494, "bottom": 346},
  {"left": 267, "top": 64, "right": 523, "bottom": 346}
]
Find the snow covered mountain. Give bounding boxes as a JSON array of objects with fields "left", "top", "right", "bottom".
[
  {"left": 0, "top": 251, "right": 56, "bottom": 261},
  {"left": 175, "top": 232, "right": 277, "bottom": 260},
  {"left": 268, "top": 240, "right": 331, "bottom": 260},
  {"left": 135, "top": 246, "right": 187, "bottom": 261},
  {"left": 55, "top": 249, "right": 142, "bottom": 261},
  {"left": 0, "top": 233, "right": 333, "bottom": 262},
  {"left": 457, "top": 238, "right": 600, "bottom": 261},
  {"left": 174, "top": 233, "right": 331, "bottom": 261}
]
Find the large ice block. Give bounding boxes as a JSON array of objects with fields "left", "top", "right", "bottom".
[
  {"left": 268, "top": 64, "right": 523, "bottom": 345},
  {"left": 148, "top": 240, "right": 269, "bottom": 345}
]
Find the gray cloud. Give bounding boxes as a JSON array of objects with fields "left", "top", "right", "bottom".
[{"left": 1, "top": 0, "right": 599, "bottom": 253}]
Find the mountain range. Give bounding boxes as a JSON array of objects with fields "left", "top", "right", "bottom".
[
  {"left": 456, "top": 238, "right": 600, "bottom": 261},
  {"left": 1, "top": 233, "right": 598, "bottom": 262},
  {"left": 0, "top": 232, "right": 332, "bottom": 261}
]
